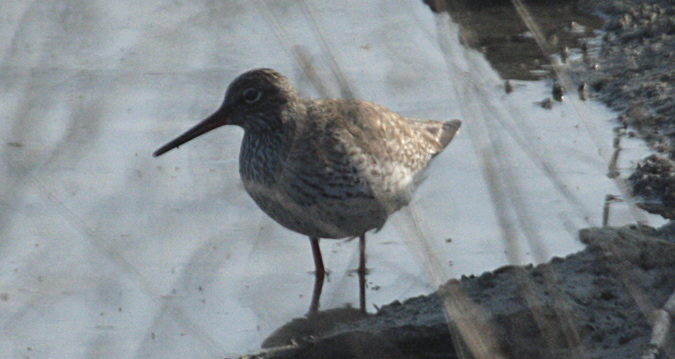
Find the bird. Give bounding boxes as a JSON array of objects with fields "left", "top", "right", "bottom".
[{"left": 153, "top": 68, "right": 461, "bottom": 314}]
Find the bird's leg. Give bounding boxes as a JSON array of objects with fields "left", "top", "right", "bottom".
[
  {"left": 358, "top": 233, "right": 367, "bottom": 313},
  {"left": 308, "top": 237, "right": 325, "bottom": 315}
]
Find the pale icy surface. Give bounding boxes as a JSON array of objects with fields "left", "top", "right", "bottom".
[{"left": 0, "top": 1, "right": 662, "bottom": 358}]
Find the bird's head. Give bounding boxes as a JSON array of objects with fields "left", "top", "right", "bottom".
[{"left": 153, "top": 68, "right": 298, "bottom": 157}]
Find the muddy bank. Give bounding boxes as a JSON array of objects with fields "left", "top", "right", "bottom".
[
  {"left": 576, "top": 0, "right": 675, "bottom": 153},
  {"left": 573, "top": 0, "right": 675, "bottom": 220}
]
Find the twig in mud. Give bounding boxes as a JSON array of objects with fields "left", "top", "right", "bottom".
[
  {"left": 602, "top": 194, "right": 623, "bottom": 227},
  {"left": 607, "top": 131, "right": 622, "bottom": 179}
]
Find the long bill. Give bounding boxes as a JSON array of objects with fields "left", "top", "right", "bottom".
[{"left": 153, "top": 108, "right": 229, "bottom": 157}]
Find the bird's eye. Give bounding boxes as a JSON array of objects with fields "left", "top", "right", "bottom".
[{"left": 242, "top": 88, "right": 262, "bottom": 103}]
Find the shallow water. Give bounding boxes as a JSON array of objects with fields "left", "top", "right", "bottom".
[{"left": 0, "top": 1, "right": 664, "bottom": 357}]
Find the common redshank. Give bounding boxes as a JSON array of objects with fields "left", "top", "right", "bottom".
[{"left": 153, "top": 68, "right": 461, "bottom": 314}]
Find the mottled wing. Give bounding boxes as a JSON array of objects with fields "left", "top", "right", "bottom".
[
  {"left": 306, "top": 100, "right": 458, "bottom": 209},
  {"left": 324, "top": 100, "right": 461, "bottom": 171}
]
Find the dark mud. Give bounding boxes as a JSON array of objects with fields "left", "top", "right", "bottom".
[
  {"left": 629, "top": 155, "right": 675, "bottom": 220},
  {"left": 241, "top": 1, "right": 675, "bottom": 358},
  {"left": 576, "top": 1, "right": 675, "bottom": 154}
]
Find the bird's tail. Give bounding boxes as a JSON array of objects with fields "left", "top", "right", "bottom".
[{"left": 438, "top": 119, "right": 462, "bottom": 149}]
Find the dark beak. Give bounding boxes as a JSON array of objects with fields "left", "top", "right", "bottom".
[{"left": 153, "top": 106, "right": 229, "bottom": 157}]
